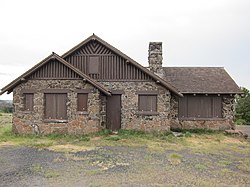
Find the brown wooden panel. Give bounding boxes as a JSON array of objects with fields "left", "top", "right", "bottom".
[
  {"left": 56, "top": 94, "right": 67, "bottom": 119},
  {"left": 179, "top": 95, "right": 222, "bottom": 119},
  {"left": 45, "top": 94, "right": 56, "bottom": 119},
  {"left": 139, "top": 95, "right": 157, "bottom": 112},
  {"left": 77, "top": 93, "right": 88, "bottom": 111},
  {"left": 88, "top": 56, "right": 99, "bottom": 74},
  {"left": 24, "top": 93, "right": 34, "bottom": 111},
  {"left": 179, "top": 96, "right": 187, "bottom": 118},
  {"left": 45, "top": 93, "right": 67, "bottom": 120},
  {"left": 106, "top": 95, "right": 121, "bottom": 131},
  {"left": 213, "top": 96, "right": 222, "bottom": 118}
]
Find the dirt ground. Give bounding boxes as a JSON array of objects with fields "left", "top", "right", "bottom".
[{"left": 0, "top": 143, "right": 249, "bottom": 187}]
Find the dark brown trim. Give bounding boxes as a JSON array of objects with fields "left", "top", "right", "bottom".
[
  {"left": 179, "top": 118, "right": 225, "bottom": 121},
  {"left": 29, "top": 78, "right": 82, "bottom": 80},
  {"left": 111, "top": 90, "right": 125, "bottom": 94},
  {"left": 42, "top": 89, "right": 70, "bottom": 93},
  {"left": 75, "top": 89, "right": 93, "bottom": 93},
  {"left": 136, "top": 91, "right": 158, "bottom": 95},
  {"left": 136, "top": 111, "right": 159, "bottom": 116}
]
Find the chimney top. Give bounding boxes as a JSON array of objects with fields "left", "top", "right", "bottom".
[{"left": 148, "top": 42, "right": 164, "bottom": 77}]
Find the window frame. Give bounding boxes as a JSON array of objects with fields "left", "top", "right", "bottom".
[
  {"left": 44, "top": 93, "right": 68, "bottom": 122},
  {"left": 23, "top": 93, "right": 34, "bottom": 112},
  {"left": 178, "top": 94, "right": 223, "bottom": 120},
  {"left": 77, "top": 93, "right": 88, "bottom": 112},
  {"left": 137, "top": 91, "right": 158, "bottom": 115}
]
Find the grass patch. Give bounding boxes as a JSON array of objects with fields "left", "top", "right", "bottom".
[
  {"left": 31, "top": 163, "right": 43, "bottom": 173},
  {"left": 44, "top": 170, "right": 60, "bottom": 178},
  {"left": 194, "top": 163, "right": 208, "bottom": 170},
  {"left": 104, "top": 136, "right": 121, "bottom": 141},
  {"left": 168, "top": 153, "right": 183, "bottom": 165},
  {"left": 218, "top": 159, "right": 232, "bottom": 166}
]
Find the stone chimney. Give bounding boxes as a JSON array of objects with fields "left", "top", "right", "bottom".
[{"left": 148, "top": 42, "right": 164, "bottom": 77}]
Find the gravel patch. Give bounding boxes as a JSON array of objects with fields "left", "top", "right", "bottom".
[{"left": 0, "top": 144, "right": 249, "bottom": 186}]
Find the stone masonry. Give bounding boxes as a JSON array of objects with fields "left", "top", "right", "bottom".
[
  {"left": 148, "top": 42, "right": 164, "bottom": 77},
  {"left": 170, "top": 95, "right": 236, "bottom": 130},
  {"left": 101, "top": 81, "right": 172, "bottom": 132},
  {"left": 13, "top": 80, "right": 102, "bottom": 134}
]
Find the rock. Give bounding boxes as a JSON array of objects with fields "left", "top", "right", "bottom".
[
  {"left": 172, "top": 132, "right": 184, "bottom": 137},
  {"left": 224, "top": 130, "right": 248, "bottom": 139}
]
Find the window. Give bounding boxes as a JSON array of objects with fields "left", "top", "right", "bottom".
[
  {"left": 179, "top": 95, "right": 222, "bottom": 119},
  {"left": 88, "top": 56, "right": 99, "bottom": 74},
  {"left": 138, "top": 95, "right": 157, "bottom": 112},
  {"left": 44, "top": 93, "right": 67, "bottom": 120},
  {"left": 24, "top": 93, "right": 34, "bottom": 111},
  {"left": 77, "top": 93, "right": 88, "bottom": 111}
]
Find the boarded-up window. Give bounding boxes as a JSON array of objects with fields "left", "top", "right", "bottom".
[
  {"left": 77, "top": 93, "right": 88, "bottom": 111},
  {"left": 138, "top": 95, "right": 157, "bottom": 112},
  {"left": 88, "top": 56, "right": 99, "bottom": 74},
  {"left": 179, "top": 95, "right": 222, "bottom": 119},
  {"left": 45, "top": 93, "right": 67, "bottom": 120},
  {"left": 24, "top": 93, "right": 34, "bottom": 111}
]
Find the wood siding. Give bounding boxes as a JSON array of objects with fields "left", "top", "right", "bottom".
[
  {"left": 179, "top": 95, "right": 222, "bottom": 119},
  {"left": 65, "top": 40, "right": 152, "bottom": 81},
  {"left": 29, "top": 59, "right": 81, "bottom": 79}
]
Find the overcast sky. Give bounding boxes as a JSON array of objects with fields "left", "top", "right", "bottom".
[{"left": 0, "top": 0, "right": 249, "bottom": 100}]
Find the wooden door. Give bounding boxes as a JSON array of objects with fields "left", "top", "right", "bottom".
[{"left": 106, "top": 95, "right": 121, "bottom": 131}]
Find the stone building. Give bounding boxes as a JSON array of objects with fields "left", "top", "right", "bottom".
[{"left": 0, "top": 34, "right": 242, "bottom": 134}]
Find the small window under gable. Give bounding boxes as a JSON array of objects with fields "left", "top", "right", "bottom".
[{"left": 88, "top": 56, "right": 99, "bottom": 75}]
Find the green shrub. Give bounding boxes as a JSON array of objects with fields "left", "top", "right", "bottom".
[{"left": 236, "top": 119, "right": 247, "bottom": 125}]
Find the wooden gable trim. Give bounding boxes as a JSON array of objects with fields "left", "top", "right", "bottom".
[
  {"left": 0, "top": 53, "right": 111, "bottom": 96},
  {"left": 61, "top": 34, "right": 182, "bottom": 97}
]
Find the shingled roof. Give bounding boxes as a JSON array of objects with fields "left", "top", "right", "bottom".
[{"left": 163, "top": 67, "right": 242, "bottom": 94}]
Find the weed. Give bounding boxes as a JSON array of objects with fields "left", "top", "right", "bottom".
[
  {"left": 31, "top": 163, "right": 43, "bottom": 173},
  {"left": 96, "top": 129, "right": 112, "bottom": 136},
  {"left": 168, "top": 153, "right": 183, "bottom": 165},
  {"left": 44, "top": 170, "right": 60, "bottom": 178},
  {"left": 194, "top": 163, "right": 208, "bottom": 170},
  {"left": 218, "top": 160, "right": 232, "bottom": 166}
]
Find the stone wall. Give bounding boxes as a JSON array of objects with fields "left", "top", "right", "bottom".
[
  {"left": 101, "top": 81, "right": 171, "bottom": 132},
  {"left": 13, "top": 79, "right": 102, "bottom": 134},
  {"left": 148, "top": 42, "right": 164, "bottom": 77},
  {"left": 170, "top": 95, "right": 236, "bottom": 130},
  {"left": 12, "top": 78, "right": 236, "bottom": 134}
]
